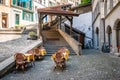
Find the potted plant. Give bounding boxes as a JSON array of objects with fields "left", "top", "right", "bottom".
[{"left": 28, "top": 31, "right": 37, "bottom": 40}]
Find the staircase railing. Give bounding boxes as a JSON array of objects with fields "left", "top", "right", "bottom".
[
  {"left": 43, "top": 16, "right": 59, "bottom": 30},
  {"left": 58, "top": 29, "right": 82, "bottom": 56}
]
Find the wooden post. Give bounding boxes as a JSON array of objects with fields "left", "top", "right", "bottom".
[
  {"left": 37, "top": 13, "right": 40, "bottom": 39},
  {"left": 65, "top": 16, "right": 73, "bottom": 36},
  {"left": 59, "top": 16, "right": 62, "bottom": 29},
  {"left": 70, "top": 17, "right": 73, "bottom": 36},
  {"left": 37, "top": 13, "right": 42, "bottom": 39}
]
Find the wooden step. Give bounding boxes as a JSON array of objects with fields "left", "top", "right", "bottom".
[{"left": 46, "top": 38, "right": 60, "bottom": 40}]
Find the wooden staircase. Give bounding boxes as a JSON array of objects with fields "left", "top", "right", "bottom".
[{"left": 42, "top": 26, "right": 75, "bottom": 55}]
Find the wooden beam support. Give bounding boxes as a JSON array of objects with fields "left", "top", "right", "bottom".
[
  {"left": 70, "top": 17, "right": 73, "bottom": 36},
  {"left": 65, "top": 16, "right": 73, "bottom": 36},
  {"left": 59, "top": 16, "right": 62, "bottom": 29},
  {"left": 65, "top": 16, "right": 72, "bottom": 22},
  {"left": 37, "top": 13, "right": 40, "bottom": 39},
  {"left": 42, "top": 15, "right": 47, "bottom": 20},
  {"left": 37, "top": 13, "right": 43, "bottom": 39}
]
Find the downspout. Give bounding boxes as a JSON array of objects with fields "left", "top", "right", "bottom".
[
  {"left": 103, "top": 19, "right": 106, "bottom": 43},
  {"left": 92, "top": 23, "right": 94, "bottom": 48},
  {"left": 101, "top": 18, "right": 107, "bottom": 52},
  {"left": 92, "top": 11, "right": 94, "bottom": 48}
]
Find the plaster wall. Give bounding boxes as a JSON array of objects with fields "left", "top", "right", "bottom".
[
  {"left": 65, "top": 12, "right": 93, "bottom": 48},
  {"left": 105, "top": 5, "right": 120, "bottom": 53},
  {"left": 0, "top": 6, "right": 11, "bottom": 28},
  {"left": 10, "top": 8, "right": 22, "bottom": 28},
  {"left": 93, "top": 15, "right": 101, "bottom": 49},
  {"left": 33, "top": 1, "right": 45, "bottom": 23}
]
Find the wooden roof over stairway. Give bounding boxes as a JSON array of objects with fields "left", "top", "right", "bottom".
[
  {"left": 37, "top": 4, "right": 79, "bottom": 39},
  {"left": 37, "top": 4, "right": 79, "bottom": 16}
]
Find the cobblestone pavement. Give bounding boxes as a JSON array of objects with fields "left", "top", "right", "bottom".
[
  {"left": 1, "top": 49, "right": 120, "bottom": 80},
  {"left": 0, "top": 34, "right": 39, "bottom": 62}
]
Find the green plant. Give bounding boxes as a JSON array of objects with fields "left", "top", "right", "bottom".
[
  {"left": 15, "top": 24, "right": 25, "bottom": 30},
  {"left": 81, "top": 0, "right": 91, "bottom": 5},
  {"left": 28, "top": 31, "right": 37, "bottom": 37},
  {"left": 15, "top": 25, "right": 20, "bottom": 29}
]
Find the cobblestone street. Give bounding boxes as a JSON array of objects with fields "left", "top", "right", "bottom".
[{"left": 1, "top": 49, "right": 120, "bottom": 80}]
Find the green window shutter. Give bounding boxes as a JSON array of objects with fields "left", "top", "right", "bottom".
[
  {"left": 13, "top": 0, "right": 16, "bottom": 5},
  {"left": 32, "top": 13, "right": 33, "bottom": 21},
  {"left": 15, "top": 14, "right": 19, "bottom": 25},
  {"left": 24, "top": 2, "right": 26, "bottom": 8},
  {"left": 22, "top": 11, "right": 24, "bottom": 20},
  {"left": 29, "top": 0, "right": 32, "bottom": 10}
]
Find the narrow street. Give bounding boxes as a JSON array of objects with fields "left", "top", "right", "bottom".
[{"left": 1, "top": 49, "right": 120, "bottom": 80}]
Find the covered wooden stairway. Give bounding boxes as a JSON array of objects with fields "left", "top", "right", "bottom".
[
  {"left": 37, "top": 4, "right": 90, "bottom": 55},
  {"left": 42, "top": 25, "right": 75, "bottom": 55}
]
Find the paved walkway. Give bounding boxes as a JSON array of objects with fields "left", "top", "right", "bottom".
[
  {"left": 1, "top": 49, "right": 120, "bottom": 80},
  {"left": 0, "top": 34, "right": 39, "bottom": 62}
]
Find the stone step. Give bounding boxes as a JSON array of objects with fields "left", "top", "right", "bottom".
[
  {"left": 43, "top": 26, "right": 75, "bottom": 55},
  {"left": 45, "top": 45, "right": 75, "bottom": 55}
]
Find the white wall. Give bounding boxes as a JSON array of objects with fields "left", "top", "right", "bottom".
[
  {"left": 65, "top": 12, "right": 93, "bottom": 48},
  {"left": 93, "top": 14, "right": 101, "bottom": 49},
  {"left": 10, "top": 8, "right": 22, "bottom": 28},
  {"left": 10, "top": 8, "right": 35, "bottom": 28},
  {"left": 33, "top": 1, "right": 46, "bottom": 23}
]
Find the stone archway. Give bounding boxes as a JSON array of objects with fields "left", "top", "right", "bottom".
[
  {"left": 116, "top": 21, "right": 120, "bottom": 51},
  {"left": 114, "top": 19, "right": 120, "bottom": 52},
  {"left": 95, "top": 27, "right": 99, "bottom": 48},
  {"left": 106, "top": 26, "right": 112, "bottom": 46}
]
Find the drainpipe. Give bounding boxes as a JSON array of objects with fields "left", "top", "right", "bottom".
[
  {"left": 101, "top": 18, "right": 108, "bottom": 52},
  {"left": 92, "top": 22, "right": 94, "bottom": 48},
  {"left": 103, "top": 18, "right": 106, "bottom": 43}
]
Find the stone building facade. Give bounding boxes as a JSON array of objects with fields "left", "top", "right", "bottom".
[
  {"left": 92, "top": 0, "right": 120, "bottom": 53},
  {"left": 11, "top": 0, "right": 34, "bottom": 28},
  {"left": 0, "top": 0, "right": 11, "bottom": 29}
]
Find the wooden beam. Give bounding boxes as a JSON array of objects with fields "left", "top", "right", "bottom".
[
  {"left": 65, "top": 16, "right": 73, "bottom": 36},
  {"left": 59, "top": 16, "right": 62, "bottom": 29},
  {"left": 37, "top": 13, "right": 43, "bottom": 39},
  {"left": 42, "top": 15, "right": 47, "bottom": 20},
  {"left": 37, "top": 13, "right": 40, "bottom": 39},
  {"left": 65, "top": 16, "right": 72, "bottom": 22},
  {"left": 70, "top": 17, "right": 73, "bottom": 36}
]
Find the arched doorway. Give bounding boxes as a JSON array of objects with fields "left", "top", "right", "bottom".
[
  {"left": 2, "top": 13, "right": 8, "bottom": 28},
  {"left": 116, "top": 21, "right": 120, "bottom": 52},
  {"left": 106, "top": 26, "right": 112, "bottom": 46},
  {"left": 96, "top": 27, "right": 99, "bottom": 48}
]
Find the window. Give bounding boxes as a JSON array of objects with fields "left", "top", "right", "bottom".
[
  {"left": 35, "top": 6, "right": 37, "bottom": 11},
  {"left": 13, "top": 0, "right": 32, "bottom": 10},
  {"left": 43, "top": 0, "right": 45, "bottom": 4},
  {"left": 35, "top": 13, "right": 38, "bottom": 21},
  {"left": 26, "top": 1, "right": 30, "bottom": 9},
  {"left": 39, "top": 0, "right": 42, "bottom": 4},
  {"left": 15, "top": 14, "right": 19, "bottom": 25},
  {"left": 23, "top": 11, "right": 33, "bottom": 21},
  {"left": 0, "top": 0, "right": 4, "bottom": 4},
  {"left": 109, "top": 0, "right": 113, "bottom": 10}
]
